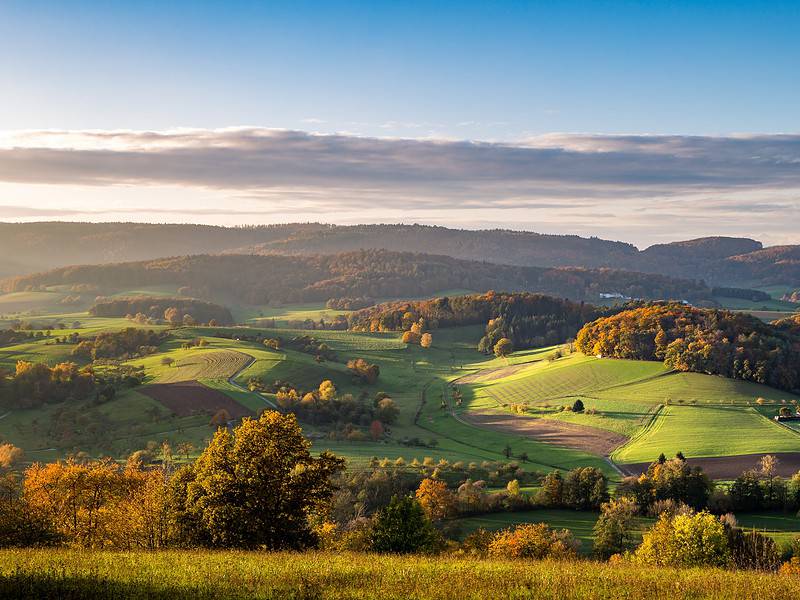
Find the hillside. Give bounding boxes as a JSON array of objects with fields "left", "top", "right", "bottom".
[
  {"left": 575, "top": 303, "right": 800, "bottom": 392},
  {"left": 0, "top": 222, "right": 796, "bottom": 288},
  {"left": 0, "top": 250, "right": 712, "bottom": 306}
]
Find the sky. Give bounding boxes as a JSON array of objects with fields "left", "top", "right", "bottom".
[{"left": 0, "top": 0, "right": 798, "bottom": 248}]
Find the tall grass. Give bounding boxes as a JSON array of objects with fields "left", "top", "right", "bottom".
[{"left": 0, "top": 549, "right": 797, "bottom": 599}]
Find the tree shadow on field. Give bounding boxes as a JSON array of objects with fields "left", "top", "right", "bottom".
[{"left": 0, "top": 573, "right": 325, "bottom": 600}]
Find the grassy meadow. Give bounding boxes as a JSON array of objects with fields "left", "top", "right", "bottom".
[{"left": 0, "top": 549, "right": 797, "bottom": 599}]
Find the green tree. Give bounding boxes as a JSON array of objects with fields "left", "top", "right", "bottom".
[
  {"left": 173, "top": 411, "right": 344, "bottom": 549},
  {"left": 571, "top": 399, "right": 585, "bottom": 413},
  {"left": 593, "top": 497, "right": 638, "bottom": 559},
  {"left": 730, "top": 470, "right": 764, "bottom": 512},
  {"left": 370, "top": 495, "right": 440, "bottom": 553},
  {"left": 535, "top": 470, "right": 564, "bottom": 507},
  {"left": 563, "top": 467, "right": 608, "bottom": 510}
]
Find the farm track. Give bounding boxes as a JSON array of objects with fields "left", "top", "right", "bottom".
[{"left": 225, "top": 354, "right": 278, "bottom": 410}]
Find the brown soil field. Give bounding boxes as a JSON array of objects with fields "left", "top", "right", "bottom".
[
  {"left": 618, "top": 452, "right": 800, "bottom": 479},
  {"left": 455, "top": 363, "right": 531, "bottom": 384},
  {"left": 141, "top": 380, "right": 252, "bottom": 419},
  {"left": 462, "top": 410, "right": 627, "bottom": 456}
]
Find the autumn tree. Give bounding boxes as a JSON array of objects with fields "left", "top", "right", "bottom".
[
  {"left": 535, "top": 470, "right": 564, "bottom": 507},
  {"left": 347, "top": 358, "right": 380, "bottom": 384},
  {"left": 23, "top": 458, "right": 127, "bottom": 548},
  {"left": 176, "top": 442, "right": 195, "bottom": 461},
  {"left": 635, "top": 511, "right": 729, "bottom": 567},
  {"left": 369, "top": 420, "right": 385, "bottom": 441},
  {"left": 493, "top": 338, "right": 513, "bottom": 359},
  {"left": 0, "top": 444, "right": 24, "bottom": 471},
  {"left": 172, "top": 411, "right": 345, "bottom": 549},
  {"left": 210, "top": 408, "right": 231, "bottom": 427},
  {"left": 375, "top": 397, "right": 399, "bottom": 425},
  {"left": 401, "top": 331, "right": 421, "bottom": 344},
  {"left": 164, "top": 307, "right": 181, "bottom": 325},
  {"left": 0, "top": 471, "right": 57, "bottom": 548},
  {"left": 415, "top": 478, "right": 455, "bottom": 521},
  {"left": 488, "top": 522, "right": 578, "bottom": 560},
  {"left": 420, "top": 333, "right": 433, "bottom": 348},
  {"left": 318, "top": 380, "right": 337, "bottom": 402}
]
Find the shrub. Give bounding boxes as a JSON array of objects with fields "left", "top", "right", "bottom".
[
  {"left": 635, "top": 511, "right": 730, "bottom": 568},
  {"left": 727, "top": 527, "right": 781, "bottom": 571},
  {"left": 593, "top": 497, "right": 638, "bottom": 560},
  {"left": 488, "top": 523, "right": 579, "bottom": 560}
]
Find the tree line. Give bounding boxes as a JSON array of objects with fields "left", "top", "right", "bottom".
[{"left": 90, "top": 296, "right": 233, "bottom": 325}]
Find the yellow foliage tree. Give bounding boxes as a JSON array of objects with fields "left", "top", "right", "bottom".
[
  {"left": 415, "top": 478, "right": 455, "bottom": 521},
  {"left": 318, "top": 380, "right": 337, "bottom": 401}
]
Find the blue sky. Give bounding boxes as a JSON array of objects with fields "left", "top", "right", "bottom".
[
  {"left": 0, "top": 1, "right": 798, "bottom": 246},
  {"left": 3, "top": 0, "right": 798, "bottom": 136}
]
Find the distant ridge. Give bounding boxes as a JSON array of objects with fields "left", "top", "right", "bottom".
[{"left": 0, "top": 222, "right": 795, "bottom": 287}]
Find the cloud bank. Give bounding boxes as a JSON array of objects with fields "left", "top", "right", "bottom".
[{"left": 0, "top": 128, "right": 798, "bottom": 246}]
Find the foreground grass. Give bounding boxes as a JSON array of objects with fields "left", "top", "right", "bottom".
[{"left": 0, "top": 549, "right": 797, "bottom": 599}]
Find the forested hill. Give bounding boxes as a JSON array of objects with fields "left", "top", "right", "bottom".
[
  {"left": 0, "top": 250, "right": 711, "bottom": 306},
  {"left": 575, "top": 303, "right": 800, "bottom": 392},
  {"left": 0, "top": 222, "right": 796, "bottom": 288}
]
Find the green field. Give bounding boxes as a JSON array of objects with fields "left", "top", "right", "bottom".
[
  {"left": 0, "top": 549, "right": 797, "bottom": 599},
  {"left": 613, "top": 404, "right": 800, "bottom": 464},
  {"left": 457, "top": 351, "right": 800, "bottom": 467},
  {"left": 130, "top": 348, "right": 253, "bottom": 383}
]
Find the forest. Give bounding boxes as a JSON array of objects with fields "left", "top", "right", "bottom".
[{"left": 2, "top": 250, "right": 713, "bottom": 306}]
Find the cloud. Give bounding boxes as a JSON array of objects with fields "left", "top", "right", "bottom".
[
  {"left": 0, "top": 205, "right": 89, "bottom": 218},
  {"left": 1, "top": 128, "right": 799, "bottom": 192},
  {"left": 0, "top": 128, "right": 798, "bottom": 246}
]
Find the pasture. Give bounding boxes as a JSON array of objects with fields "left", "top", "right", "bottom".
[{"left": 612, "top": 405, "right": 800, "bottom": 464}]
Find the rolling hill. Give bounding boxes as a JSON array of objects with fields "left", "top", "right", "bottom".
[
  {"left": 0, "top": 222, "right": 796, "bottom": 289},
  {"left": 0, "top": 249, "right": 713, "bottom": 306}
]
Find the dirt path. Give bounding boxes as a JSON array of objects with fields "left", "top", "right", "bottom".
[
  {"left": 461, "top": 410, "right": 627, "bottom": 456},
  {"left": 226, "top": 354, "right": 278, "bottom": 409},
  {"left": 618, "top": 452, "right": 800, "bottom": 479}
]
